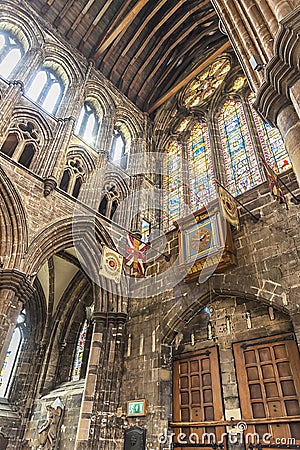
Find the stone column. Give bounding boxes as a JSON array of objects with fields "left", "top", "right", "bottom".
[
  {"left": 0, "top": 270, "right": 35, "bottom": 366},
  {"left": 75, "top": 311, "right": 127, "bottom": 450},
  {"left": 211, "top": 298, "right": 244, "bottom": 450},
  {"left": 276, "top": 105, "right": 300, "bottom": 183},
  {"left": 80, "top": 114, "right": 114, "bottom": 210},
  {"left": 0, "top": 81, "right": 24, "bottom": 139}
]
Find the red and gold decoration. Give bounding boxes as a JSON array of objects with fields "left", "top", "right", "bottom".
[
  {"left": 125, "top": 234, "right": 147, "bottom": 274},
  {"left": 217, "top": 183, "right": 240, "bottom": 229},
  {"left": 177, "top": 202, "right": 236, "bottom": 282},
  {"left": 99, "top": 246, "right": 123, "bottom": 283},
  {"left": 259, "top": 155, "right": 288, "bottom": 209}
]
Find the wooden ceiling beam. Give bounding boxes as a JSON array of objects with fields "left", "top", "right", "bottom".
[
  {"left": 136, "top": 10, "right": 216, "bottom": 103},
  {"left": 127, "top": 3, "right": 204, "bottom": 100},
  {"left": 106, "top": 0, "right": 169, "bottom": 80},
  {"left": 79, "top": 0, "right": 114, "bottom": 46},
  {"left": 93, "top": 0, "right": 149, "bottom": 60},
  {"left": 148, "top": 40, "right": 231, "bottom": 113},
  {"left": 116, "top": 0, "right": 188, "bottom": 90}
]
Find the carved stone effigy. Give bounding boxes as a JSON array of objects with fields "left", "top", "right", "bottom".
[{"left": 37, "top": 398, "right": 64, "bottom": 450}]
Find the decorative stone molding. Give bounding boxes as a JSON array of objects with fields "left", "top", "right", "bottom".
[
  {"left": 0, "top": 269, "right": 35, "bottom": 303},
  {"left": 43, "top": 176, "right": 57, "bottom": 197}
]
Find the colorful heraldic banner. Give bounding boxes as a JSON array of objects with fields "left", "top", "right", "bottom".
[
  {"left": 259, "top": 155, "right": 288, "bottom": 210},
  {"left": 125, "top": 234, "right": 147, "bottom": 274},
  {"left": 217, "top": 184, "right": 240, "bottom": 229},
  {"left": 99, "top": 246, "right": 123, "bottom": 283}
]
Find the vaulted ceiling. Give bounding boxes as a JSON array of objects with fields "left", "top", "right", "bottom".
[{"left": 30, "top": 0, "right": 228, "bottom": 113}]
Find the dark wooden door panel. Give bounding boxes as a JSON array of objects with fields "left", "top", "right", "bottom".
[
  {"left": 234, "top": 334, "right": 300, "bottom": 444},
  {"left": 173, "top": 347, "right": 225, "bottom": 448}
]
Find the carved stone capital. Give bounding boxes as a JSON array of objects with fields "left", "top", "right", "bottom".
[{"left": 43, "top": 176, "right": 57, "bottom": 197}]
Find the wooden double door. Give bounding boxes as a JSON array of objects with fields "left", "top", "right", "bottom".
[{"left": 173, "top": 334, "right": 300, "bottom": 449}]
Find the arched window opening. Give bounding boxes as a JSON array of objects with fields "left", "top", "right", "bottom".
[
  {"left": 0, "top": 133, "right": 18, "bottom": 157},
  {"left": 18, "top": 143, "right": 35, "bottom": 168},
  {"left": 110, "top": 128, "right": 128, "bottom": 170},
  {"left": 75, "top": 101, "right": 100, "bottom": 147},
  {"left": 99, "top": 195, "right": 108, "bottom": 216},
  {"left": 0, "top": 310, "right": 26, "bottom": 398},
  {"left": 248, "top": 93, "right": 292, "bottom": 173},
  {"left": 188, "top": 123, "right": 216, "bottom": 211},
  {"left": 71, "top": 319, "right": 88, "bottom": 382},
  {"left": 72, "top": 177, "right": 82, "bottom": 199},
  {"left": 110, "top": 199, "right": 118, "bottom": 219},
  {"left": 164, "top": 140, "right": 184, "bottom": 230},
  {"left": 219, "top": 100, "right": 262, "bottom": 195},
  {"left": 0, "top": 30, "right": 24, "bottom": 79},
  {"left": 59, "top": 170, "right": 71, "bottom": 192},
  {"left": 26, "top": 68, "right": 63, "bottom": 115}
]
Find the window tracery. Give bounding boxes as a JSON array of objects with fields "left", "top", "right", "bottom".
[
  {"left": 164, "top": 63, "right": 291, "bottom": 229},
  {"left": 248, "top": 93, "right": 291, "bottom": 173},
  {"left": 0, "top": 29, "right": 24, "bottom": 79},
  {"left": 183, "top": 57, "right": 230, "bottom": 108},
  {"left": 26, "top": 68, "right": 64, "bottom": 115},
  {"left": 218, "top": 99, "right": 262, "bottom": 195},
  {"left": 59, "top": 158, "right": 84, "bottom": 198},
  {"left": 0, "top": 120, "right": 40, "bottom": 169},
  {"left": 109, "top": 127, "right": 128, "bottom": 170},
  {"left": 74, "top": 101, "right": 101, "bottom": 148},
  {"left": 98, "top": 185, "right": 120, "bottom": 220},
  {"left": 164, "top": 140, "right": 184, "bottom": 230},
  {"left": 188, "top": 122, "right": 216, "bottom": 210}
]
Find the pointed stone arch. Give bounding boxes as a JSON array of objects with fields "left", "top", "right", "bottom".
[{"left": 0, "top": 165, "right": 28, "bottom": 268}]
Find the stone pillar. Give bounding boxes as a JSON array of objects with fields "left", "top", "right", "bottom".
[
  {"left": 80, "top": 114, "right": 114, "bottom": 210},
  {"left": 211, "top": 298, "right": 244, "bottom": 450},
  {"left": 0, "top": 81, "right": 24, "bottom": 139},
  {"left": 210, "top": 0, "right": 262, "bottom": 90},
  {"left": 0, "top": 270, "right": 35, "bottom": 366},
  {"left": 276, "top": 105, "right": 300, "bottom": 183},
  {"left": 75, "top": 311, "right": 127, "bottom": 450},
  {"left": 38, "top": 116, "right": 76, "bottom": 180}
]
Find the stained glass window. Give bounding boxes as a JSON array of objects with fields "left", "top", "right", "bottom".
[
  {"left": 188, "top": 123, "right": 216, "bottom": 210},
  {"left": 219, "top": 100, "right": 262, "bottom": 195},
  {"left": 71, "top": 319, "right": 88, "bottom": 382},
  {"left": 248, "top": 93, "right": 291, "bottom": 173},
  {"left": 0, "top": 310, "right": 25, "bottom": 398},
  {"left": 184, "top": 58, "right": 230, "bottom": 108},
  {"left": 164, "top": 140, "right": 184, "bottom": 230}
]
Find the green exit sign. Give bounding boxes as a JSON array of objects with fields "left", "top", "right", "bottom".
[{"left": 127, "top": 399, "right": 146, "bottom": 416}]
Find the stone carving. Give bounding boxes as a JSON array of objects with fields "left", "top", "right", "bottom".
[{"left": 38, "top": 398, "right": 64, "bottom": 449}]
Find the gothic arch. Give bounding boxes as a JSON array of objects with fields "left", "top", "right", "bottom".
[
  {"left": 0, "top": 166, "right": 28, "bottom": 268},
  {"left": 0, "top": 0, "right": 44, "bottom": 50},
  {"left": 5, "top": 107, "right": 53, "bottom": 146},
  {"left": 161, "top": 282, "right": 290, "bottom": 345},
  {"left": 84, "top": 80, "right": 116, "bottom": 117},
  {"left": 40, "top": 42, "right": 85, "bottom": 86},
  {"left": 23, "top": 216, "right": 114, "bottom": 275},
  {"left": 115, "top": 106, "right": 144, "bottom": 138},
  {"left": 101, "top": 170, "right": 131, "bottom": 201},
  {"left": 65, "top": 146, "right": 96, "bottom": 175}
]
